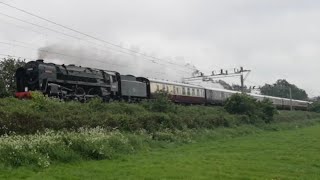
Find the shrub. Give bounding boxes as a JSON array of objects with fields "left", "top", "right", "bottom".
[
  {"left": 87, "top": 98, "right": 105, "bottom": 111},
  {"left": 257, "top": 99, "right": 277, "bottom": 123},
  {"left": 0, "top": 128, "right": 152, "bottom": 168},
  {"left": 224, "top": 94, "right": 257, "bottom": 116},
  {"left": 142, "top": 91, "right": 176, "bottom": 113},
  {"left": 224, "top": 94, "right": 276, "bottom": 123},
  {"left": 309, "top": 102, "right": 320, "bottom": 113}
]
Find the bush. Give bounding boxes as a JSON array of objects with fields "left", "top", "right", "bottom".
[
  {"left": 141, "top": 91, "right": 176, "bottom": 113},
  {"left": 309, "top": 102, "right": 320, "bottom": 113},
  {"left": 224, "top": 94, "right": 257, "bottom": 116},
  {"left": 224, "top": 94, "right": 276, "bottom": 123},
  {"left": 0, "top": 128, "right": 150, "bottom": 168},
  {"left": 258, "top": 99, "right": 277, "bottom": 123}
]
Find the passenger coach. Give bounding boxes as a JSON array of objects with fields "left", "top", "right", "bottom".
[
  {"left": 205, "top": 88, "right": 236, "bottom": 105},
  {"left": 148, "top": 78, "right": 206, "bottom": 104}
]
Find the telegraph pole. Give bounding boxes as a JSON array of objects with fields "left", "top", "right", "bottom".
[
  {"left": 289, "top": 87, "right": 293, "bottom": 111},
  {"left": 240, "top": 74, "right": 244, "bottom": 93}
]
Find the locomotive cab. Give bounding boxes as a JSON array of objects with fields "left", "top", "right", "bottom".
[{"left": 16, "top": 67, "right": 27, "bottom": 92}]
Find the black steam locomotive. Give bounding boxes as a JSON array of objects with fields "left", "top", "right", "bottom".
[{"left": 15, "top": 60, "right": 150, "bottom": 102}]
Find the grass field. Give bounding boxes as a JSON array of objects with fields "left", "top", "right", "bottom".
[{"left": 1, "top": 123, "right": 320, "bottom": 180}]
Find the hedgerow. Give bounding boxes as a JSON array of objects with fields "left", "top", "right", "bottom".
[
  {"left": 0, "top": 92, "right": 320, "bottom": 168},
  {"left": 0, "top": 94, "right": 233, "bottom": 135},
  {"left": 0, "top": 93, "right": 319, "bottom": 135}
]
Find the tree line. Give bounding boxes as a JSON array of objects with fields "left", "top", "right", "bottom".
[{"left": 220, "top": 79, "right": 309, "bottom": 101}]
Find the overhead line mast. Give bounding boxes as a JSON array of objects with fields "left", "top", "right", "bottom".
[{"left": 184, "top": 67, "right": 251, "bottom": 93}]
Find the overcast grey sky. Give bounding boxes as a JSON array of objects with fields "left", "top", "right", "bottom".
[{"left": 0, "top": 0, "right": 319, "bottom": 96}]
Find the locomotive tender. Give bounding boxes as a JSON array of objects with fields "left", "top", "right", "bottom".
[{"left": 15, "top": 60, "right": 311, "bottom": 110}]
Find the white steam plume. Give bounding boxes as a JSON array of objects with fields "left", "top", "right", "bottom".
[{"left": 38, "top": 42, "right": 198, "bottom": 82}]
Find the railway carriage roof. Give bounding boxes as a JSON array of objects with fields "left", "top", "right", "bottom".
[
  {"left": 204, "top": 87, "right": 238, "bottom": 94},
  {"left": 148, "top": 78, "right": 204, "bottom": 89},
  {"left": 249, "top": 93, "right": 311, "bottom": 103},
  {"left": 147, "top": 78, "right": 312, "bottom": 104}
]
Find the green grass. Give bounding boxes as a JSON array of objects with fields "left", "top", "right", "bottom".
[{"left": 1, "top": 123, "right": 320, "bottom": 179}]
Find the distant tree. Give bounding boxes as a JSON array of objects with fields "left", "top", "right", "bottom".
[
  {"left": 217, "top": 80, "right": 251, "bottom": 93},
  {"left": 0, "top": 57, "right": 26, "bottom": 97},
  {"left": 218, "top": 80, "right": 233, "bottom": 90},
  {"left": 310, "top": 102, "right": 320, "bottom": 113},
  {"left": 231, "top": 84, "right": 251, "bottom": 93},
  {"left": 313, "top": 96, "right": 320, "bottom": 102},
  {"left": 260, "top": 79, "right": 308, "bottom": 100}
]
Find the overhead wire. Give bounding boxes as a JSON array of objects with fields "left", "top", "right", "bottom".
[
  {"left": 0, "top": 1, "right": 196, "bottom": 72},
  {"left": 184, "top": 74, "right": 244, "bottom": 82},
  {"left": 0, "top": 40, "right": 188, "bottom": 77},
  {"left": 0, "top": 41, "right": 127, "bottom": 67},
  {"left": 0, "top": 12, "right": 83, "bottom": 41},
  {"left": 0, "top": 14, "right": 145, "bottom": 63},
  {"left": 1, "top": 38, "right": 192, "bottom": 78},
  {"left": 0, "top": 11, "right": 130, "bottom": 56},
  {"left": 0, "top": 16, "right": 45, "bottom": 36},
  {"left": 0, "top": 16, "right": 78, "bottom": 44},
  {"left": 0, "top": 12, "right": 193, "bottom": 75},
  {"left": 0, "top": 53, "right": 33, "bottom": 60}
]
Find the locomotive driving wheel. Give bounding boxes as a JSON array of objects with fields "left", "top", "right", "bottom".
[
  {"left": 75, "top": 87, "right": 86, "bottom": 102},
  {"left": 88, "top": 88, "right": 102, "bottom": 96},
  {"left": 75, "top": 87, "right": 86, "bottom": 95}
]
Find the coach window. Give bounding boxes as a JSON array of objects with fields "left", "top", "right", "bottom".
[
  {"left": 176, "top": 87, "right": 180, "bottom": 95},
  {"left": 182, "top": 87, "right": 186, "bottom": 95},
  {"left": 162, "top": 84, "right": 165, "bottom": 90},
  {"left": 196, "top": 89, "right": 199, "bottom": 96},
  {"left": 156, "top": 84, "right": 160, "bottom": 91},
  {"left": 187, "top": 88, "right": 190, "bottom": 96},
  {"left": 166, "top": 86, "right": 169, "bottom": 92},
  {"left": 192, "top": 89, "right": 195, "bottom": 96}
]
